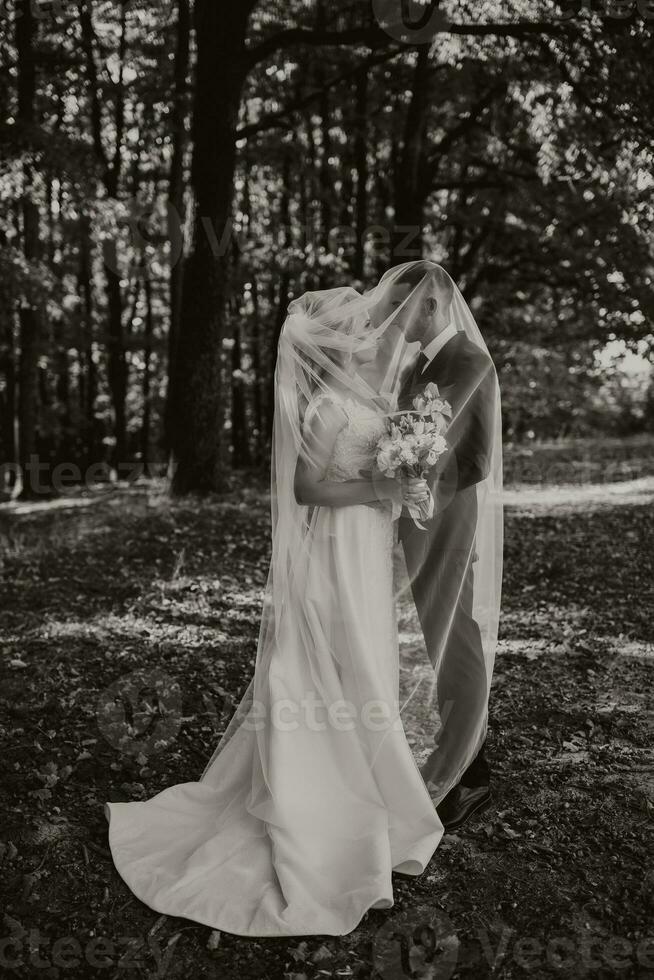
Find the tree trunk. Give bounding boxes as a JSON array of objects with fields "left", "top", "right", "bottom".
[
  {"left": 77, "top": 220, "right": 98, "bottom": 468},
  {"left": 230, "top": 323, "right": 250, "bottom": 468},
  {"left": 317, "top": 3, "right": 332, "bottom": 279},
  {"left": 304, "top": 114, "right": 318, "bottom": 256},
  {"left": 250, "top": 280, "right": 265, "bottom": 463},
  {"left": 267, "top": 153, "right": 292, "bottom": 438},
  {"left": 55, "top": 342, "right": 71, "bottom": 462},
  {"left": 169, "top": 0, "right": 256, "bottom": 494},
  {"left": 392, "top": 47, "right": 431, "bottom": 262},
  {"left": 164, "top": 0, "right": 190, "bottom": 451},
  {"left": 353, "top": 66, "right": 369, "bottom": 281},
  {"left": 141, "top": 278, "right": 153, "bottom": 468},
  {"left": 103, "top": 249, "right": 128, "bottom": 466},
  {"left": 0, "top": 315, "right": 17, "bottom": 485},
  {"left": 16, "top": 0, "right": 41, "bottom": 498},
  {"left": 80, "top": 0, "right": 129, "bottom": 470}
]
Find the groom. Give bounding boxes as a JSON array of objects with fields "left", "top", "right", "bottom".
[{"left": 394, "top": 265, "right": 497, "bottom": 832}]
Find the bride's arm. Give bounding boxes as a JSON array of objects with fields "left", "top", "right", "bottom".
[{"left": 294, "top": 400, "right": 397, "bottom": 508}]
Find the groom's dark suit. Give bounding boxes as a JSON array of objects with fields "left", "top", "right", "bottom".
[{"left": 398, "top": 328, "right": 496, "bottom": 803}]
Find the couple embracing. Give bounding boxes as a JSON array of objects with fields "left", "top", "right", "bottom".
[{"left": 105, "top": 259, "right": 503, "bottom": 938}]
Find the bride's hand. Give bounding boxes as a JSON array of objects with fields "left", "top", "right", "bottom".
[
  {"left": 373, "top": 473, "right": 404, "bottom": 508},
  {"left": 401, "top": 477, "right": 430, "bottom": 507}
]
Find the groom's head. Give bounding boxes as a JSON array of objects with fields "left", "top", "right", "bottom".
[
  {"left": 368, "top": 262, "right": 455, "bottom": 348},
  {"left": 393, "top": 264, "right": 454, "bottom": 346}
]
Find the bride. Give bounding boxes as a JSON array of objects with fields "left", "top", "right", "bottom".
[{"left": 104, "top": 264, "right": 501, "bottom": 937}]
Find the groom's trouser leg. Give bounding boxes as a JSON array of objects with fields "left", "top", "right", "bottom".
[
  {"left": 402, "top": 490, "right": 490, "bottom": 800},
  {"left": 415, "top": 558, "right": 489, "bottom": 797}
]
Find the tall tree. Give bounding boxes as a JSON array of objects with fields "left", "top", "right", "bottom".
[
  {"left": 168, "top": 0, "right": 259, "bottom": 493},
  {"left": 15, "top": 0, "right": 42, "bottom": 497},
  {"left": 353, "top": 64, "right": 369, "bottom": 281},
  {"left": 79, "top": 0, "right": 130, "bottom": 467},
  {"left": 164, "top": 0, "right": 191, "bottom": 451}
]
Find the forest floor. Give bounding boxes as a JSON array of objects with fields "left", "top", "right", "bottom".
[{"left": 1, "top": 436, "right": 653, "bottom": 980}]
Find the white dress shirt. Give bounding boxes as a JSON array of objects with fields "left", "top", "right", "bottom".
[{"left": 420, "top": 321, "right": 458, "bottom": 373}]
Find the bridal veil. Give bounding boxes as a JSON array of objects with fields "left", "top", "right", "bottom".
[
  {"left": 105, "top": 260, "right": 502, "bottom": 936},
  {"left": 202, "top": 259, "right": 503, "bottom": 810}
]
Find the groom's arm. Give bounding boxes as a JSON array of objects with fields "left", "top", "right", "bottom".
[
  {"left": 418, "top": 351, "right": 496, "bottom": 504},
  {"left": 453, "top": 351, "right": 496, "bottom": 491}
]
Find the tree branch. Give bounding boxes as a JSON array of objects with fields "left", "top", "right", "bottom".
[
  {"left": 236, "top": 47, "right": 404, "bottom": 140},
  {"left": 246, "top": 20, "right": 576, "bottom": 69},
  {"left": 421, "top": 78, "right": 508, "bottom": 192},
  {"left": 466, "top": 155, "right": 539, "bottom": 182},
  {"left": 246, "top": 24, "right": 388, "bottom": 69},
  {"left": 431, "top": 178, "right": 508, "bottom": 191}
]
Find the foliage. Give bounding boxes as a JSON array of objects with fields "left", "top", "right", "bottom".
[{"left": 0, "top": 0, "right": 652, "bottom": 486}]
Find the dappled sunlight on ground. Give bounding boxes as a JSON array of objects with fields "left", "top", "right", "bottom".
[
  {"left": 504, "top": 475, "right": 654, "bottom": 513},
  {"left": 0, "top": 471, "right": 652, "bottom": 979},
  {"left": 36, "top": 612, "right": 243, "bottom": 655}
]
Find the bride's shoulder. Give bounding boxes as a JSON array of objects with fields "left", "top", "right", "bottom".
[{"left": 302, "top": 391, "right": 349, "bottom": 433}]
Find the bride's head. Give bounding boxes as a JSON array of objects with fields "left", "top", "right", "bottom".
[{"left": 285, "top": 287, "right": 382, "bottom": 387}]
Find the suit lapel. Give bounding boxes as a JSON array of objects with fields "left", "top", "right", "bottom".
[{"left": 406, "top": 331, "right": 464, "bottom": 399}]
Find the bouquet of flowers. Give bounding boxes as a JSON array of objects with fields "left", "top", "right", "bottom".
[{"left": 375, "top": 382, "right": 452, "bottom": 528}]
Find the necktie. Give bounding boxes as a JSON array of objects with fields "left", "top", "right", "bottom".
[{"left": 416, "top": 351, "right": 429, "bottom": 376}]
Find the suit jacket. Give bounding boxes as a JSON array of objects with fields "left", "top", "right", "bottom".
[
  {"left": 401, "top": 330, "right": 496, "bottom": 494},
  {"left": 398, "top": 331, "right": 496, "bottom": 550}
]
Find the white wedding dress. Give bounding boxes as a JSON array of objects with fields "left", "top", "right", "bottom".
[{"left": 105, "top": 392, "right": 443, "bottom": 937}]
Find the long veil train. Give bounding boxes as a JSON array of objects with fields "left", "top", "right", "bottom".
[{"left": 104, "top": 261, "right": 502, "bottom": 936}]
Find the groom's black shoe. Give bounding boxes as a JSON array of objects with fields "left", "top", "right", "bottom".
[{"left": 436, "top": 783, "right": 491, "bottom": 832}]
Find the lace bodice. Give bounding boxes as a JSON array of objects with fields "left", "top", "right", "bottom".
[{"left": 303, "top": 393, "right": 387, "bottom": 482}]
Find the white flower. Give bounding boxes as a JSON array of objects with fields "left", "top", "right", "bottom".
[
  {"left": 431, "top": 434, "right": 447, "bottom": 454},
  {"left": 412, "top": 382, "right": 452, "bottom": 423},
  {"left": 432, "top": 398, "right": 452, "bottom": 418}
]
